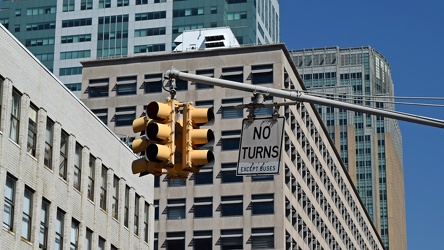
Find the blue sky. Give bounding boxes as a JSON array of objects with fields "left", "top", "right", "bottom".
[{"left": 279, "top": 1, "right": 444, "bottom": 249}]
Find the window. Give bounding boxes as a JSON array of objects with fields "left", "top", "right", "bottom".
[
  {"left": 166, "top": 232, "right": 185, "bottom": 250},
  {"left": 88, "top": 155, "right": 96, "bottom": 201},
  {"left": 251, "top": 228, "right": 274, "bottom": 249},
  {"left": 45, "top": 118, "right": 54, "bottom": 168},
  {"left": 115, "top": 106, "right": 136, "bottom": 126},
  {"left": 92, "top": 109, "right": 108, "bottom": 125},
  {"left": 154, "top": 200, "right": 159, "bottom": 220},
  {"left": 60, "top": 50, "right": 91, "bottom": 60},
  {"left": 194, "top": 230, "right": 212, "bottom": 250},
  {"left": 21, "top": 187, "right": 33, "bottom": 240},
  {"left": 220, "top": 196, "right": 243, "bottom": 216},
  {"left": 227, "top": 11, "right": 247, "bottom": 20},
  {"left": 116, "top": 76, "right": 137, "bottom": 96},
  {"left": 251, "top": 194, "right": 274, "bottom": 215},
  {"left": 85, "top": 228, "right": 93, "bottom": 250},
  {"left": 61, "top": 34, "right": 91, "bottom": 44},
  {"left": 222, "top": 67, "right": 243, "bottom": 83},
  {"left": 251, "top": 64, "right": 273, "bottom": 84},
  {"left": 220, "top": 229, "right": 243, "bottom": 250},
  {"left": 135, "top": 27, "right": 166, "bottom": 37},
  {"left": 10, "top": 89, "right": 21, "bottom": 142},
  {"left": 40, "top": 199, "right": 50, "bottom": 249},
  {"left": 112, "top": 176, "right": 119, "bottom": 219},
  {"left": 70, "top": 219, "right": 80, "bottom": 249},
  {"left": 74, "top": 143, "right": 82, "bottom": 190},
  {"left": 135, "top": 11, "right": 166, "bottom": 21},
  {"left": 99, "top": 0, "right": 111, "bottom": 8},
  {"left": 134, "top": 194, "right": 140, "bottom": 235},
  {"left": 221, "top": 98, "right": 243, "bottom": 119},
  {"left": 59, "top": 67, "right": 82, "bottom": 76},
  {"left": 134, "top": 43, "right": 166, "bottom": 53},
  {"left": 98, "top": 237, "right": 106, "bottom": 250},
  {"left": 117, "top": 0, "right": 129, "bottom": 7},
  {"left": 0, "top": 76, "right": 3, "bottom": 125},
  {"left": 124, "top": 185, "right": 130, "bottom": 227},
  {"left": 27, "top": 104, "right": 38, "bottom": 156},
  {"left": 221, "top": 130, "right": 241, "bottom": 151},
  {"left": 251, "top": 175, "right": 274, "bottom": 182},
  {"left": 3, "top": 174, "right": 16, "bottom": 230},
  {"left": 63, "top": 0, "right": 75, "bottom": 12},
  {"left": 136, "top": 0, "right": 148, "bottom": 4},
  {"left": 167, "top": 199, "right": 186, "bottom": 220},
  {"left": 195, "top": 69, "right": 214, "bottom": 89},
  {"left": 194, "top": 166, "right": 213, "bottom": 185},
  {"left": 55, "top": 209, "right": 65, "bottom": 250},
  {"left": 81, "top": 0, "right": 93, "bottom": 10},
  {"left": 175, "top": 78, "right": 188, "bottom": 91},
  {"left": 88, "top": 78, "right": 109, "bottom": 98},
  {"left": 194, "top": 197, "right": 212, "bottom": 218},
  {"left": 59, "top": 130, "right": 69, "bottom": 180},
  {"left": 26, "top": 22, "right": 56, "bottom": 31},
  {"left": 168, "top": 177, "right": 186, "bottom": 187},
  {"left": 62, "top": 18, "right": 92, "bottom": 28},
  {"left": 144, "top": 74, "right": 163, "bottom": 93},
  {"left": 173, "top": 8, "right": 204, "bottom": 17},
  {"left": 221, "top": 163, "right": 243, "bottom": 183},
  {"left": 100, "top": 166, "right": 108, "bottom": 210},
  {"left": 144, "top": 202, "right": 149, "bottom": 242},
  {"left": 154, "top": 233, "right": 159, "bottom": 249}
]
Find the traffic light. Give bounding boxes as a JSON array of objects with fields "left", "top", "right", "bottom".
[
  {"left": 131, "top": 99, "right": 178, "bottom": 176},
  {"left": 182, "top": 103, "right": 215, "bottom": 173},
  {"left": 145, "top": 100, "right": 177, "bottom": 166}
]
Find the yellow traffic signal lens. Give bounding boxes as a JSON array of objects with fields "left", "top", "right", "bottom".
[
  {"left": 190, "top": 129, "right": 214, "bottom": 146},
  {"left": 147, "top": 101, "right": 172, "bottom": 121},
  {"left": 132, "top": 116, "right": 148, "bottom": 133},
  {"left": 190, "top": 150, "right": 214, "bottom": 167},
  {"left": 190, "top": 108, "right": 214, "bottom": 125},
  {"left": 146, "top": 144, "right": 171, "bottom": 163},
  {"left": 131, "top": 137, "right": 148, "bottom": 153}
]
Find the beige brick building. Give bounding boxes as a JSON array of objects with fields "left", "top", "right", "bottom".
[
  {"left": 0, "top": 25, "right": 154, "bottom": 250},
  {"left": 81, "top": 43, "right": 386, "bottom": 249}
]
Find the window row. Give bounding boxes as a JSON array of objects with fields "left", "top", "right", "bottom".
[
  {"left": 3, "top": 173, "right": 148, "bottom": 249},
  {"left": 156, "top": 227, "right": 273, "bottom": 250},
  {"left": 87, "top": 65, "right": 274, "bottom": 98},
  {"left": 155, "top": 194, "right": 274, "bottom": 220},
  {"left": 60, "top": 0, "right": 167, "bottom": 11}
]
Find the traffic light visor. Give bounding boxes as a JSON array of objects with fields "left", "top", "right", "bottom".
[{"left": 147, "top": 101, "right": 171, "bottom": 121}]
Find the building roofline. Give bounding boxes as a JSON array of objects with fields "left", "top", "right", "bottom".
[{"left": 0, "top": 24, "right": 134, "bottom": 154}]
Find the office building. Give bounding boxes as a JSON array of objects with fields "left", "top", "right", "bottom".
[
  {"left": 290, "top": 47, "right": 406, "bottom": 250},
  {"left": 0, "top": 25, "right": 154, "bottom": 250},
  {"left": 0, "top": 0, "right": 279, "bottom": 96},
  {"left": 80, "top": 43, "right": 386, "bottom": 249}
]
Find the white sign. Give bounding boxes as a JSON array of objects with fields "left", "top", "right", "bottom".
[{"left": 237, "top": 117, "right": 285, "bottom": 175}]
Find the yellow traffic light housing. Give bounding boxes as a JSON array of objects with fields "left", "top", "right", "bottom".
[
  {"left": 145, "top": 100, "right": 177, "bottom": 166},
  {"left": 182, "top": 103, "right": 215, "bottom": 173}
]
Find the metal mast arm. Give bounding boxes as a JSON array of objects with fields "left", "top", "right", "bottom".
[{"left": 165, "top": 68, "right": 444, "bottom": 129}]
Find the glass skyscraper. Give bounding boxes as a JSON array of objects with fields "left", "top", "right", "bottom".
[
  {"left": 0, "top": 0, "right": 279, "bottom": 95},
  {"left": 290, "top": 46, "right": 406, "bottom": 250}
]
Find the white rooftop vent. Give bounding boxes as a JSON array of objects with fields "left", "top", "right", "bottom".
[{"left": 174, "top": 27, "right": 240, "bottom": 52}]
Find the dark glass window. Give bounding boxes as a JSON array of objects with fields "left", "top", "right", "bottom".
[
  {"left": 144, "top": 74, "right": 163, "bottom": 93},
  {"left": 194, "top": 197, "right": 212, "bottom": 218},
  {"left": 221, "top": 163, "right": 243, "bottom": 183},
  {"left": 251, "top": 194, "right": 274, "bottom": 215},
  {"left": 251, "top": 64, "right": 273, "bottom": 84},
  {"left": 221, "top": 196, "right": 243, "bottom": 216}
]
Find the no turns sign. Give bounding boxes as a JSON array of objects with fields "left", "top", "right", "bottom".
[{"left": 237, "top": 117, "right": 285, "bottom": 175}]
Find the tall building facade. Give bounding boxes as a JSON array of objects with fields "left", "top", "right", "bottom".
[
  {"left": 0, "top": 0, "right": 279, "bottom": 95},
  {"left": 290, "top": 47, "right": 406, "bottom": 250},
  {"left": 80, "top": 43, "right": 386, "bottom": 249},
  {"left": 0, "top": 25, "right": 154, "bottom": 250}
]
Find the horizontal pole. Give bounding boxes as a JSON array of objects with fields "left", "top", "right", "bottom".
[{"left": 165, "top": 69, "right": 444, "bottom": 129}]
